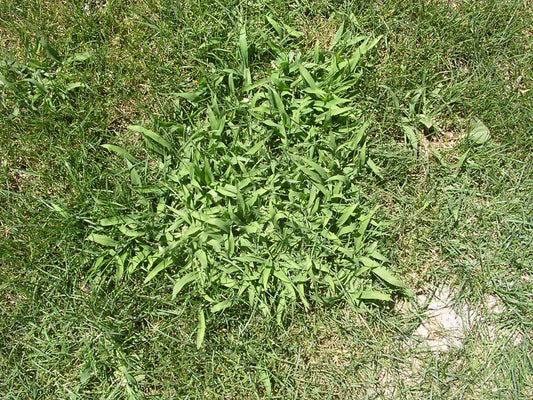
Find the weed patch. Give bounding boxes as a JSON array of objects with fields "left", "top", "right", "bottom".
[{"left": 88, "top": 22, "right": 407, "bottom": 345}]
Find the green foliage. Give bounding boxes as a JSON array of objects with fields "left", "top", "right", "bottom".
[
  {"left": 89, "top": 24, "right": 403, "bottom": 333},
  {"left": 466, "top": 119, "right": 491, "bottom": 145},
  {"left": 2, "top": 0, "right": 531, "bottom": 397},
  {"left": 0, "top": 50, "right": 91, "bottom": 116}
]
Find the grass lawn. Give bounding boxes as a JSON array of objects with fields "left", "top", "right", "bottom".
[{"left": 1, "top": 0, "right": 532, "bottom": 398}]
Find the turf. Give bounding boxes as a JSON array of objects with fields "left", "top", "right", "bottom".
[{"left": 1, "top": 0, "right": 532, "bottom": 398}]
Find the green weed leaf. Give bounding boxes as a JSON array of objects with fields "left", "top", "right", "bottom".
[
  {"left": 359, "top": 290, "right": 392, "bottom": 301},
  {"left": 467, "top": 120, "right": 490, "bottom": 145},
  {"left": 102, "top": 144, "right": 138, "bottom": 163},
  {"left": 87, "top": 234, "right": 118, "bottom": 247},
  {"left": 172, "top": 272, "right": 197, "bottom": 299},
  {"left": 40, "top": 36, "right": 61, "bottom": 62},
  {"left": 372, "top": 266, "right": 405, "bottom": 288},
  {"left": 196, "top": 309, "right": 206, "bottom": 349},
  {"left": 128, "top": 125, "right": 173, "bottom": 153},
  {"left": 144, "top": 258, "right": 173, "bottom": 283}
]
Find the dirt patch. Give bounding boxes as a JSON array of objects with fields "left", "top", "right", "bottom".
[
  {"left": 398, "top": 286, "right": 525, "bottom": 352},
  {"left": 413, "top": 286, "right": 471, "bottom": 351},
  {"left": 420, "top": 129, "right": 460, "bottom": 155},
  {"left": 302, "top": 17, "right": 339, "bottom": 50}
]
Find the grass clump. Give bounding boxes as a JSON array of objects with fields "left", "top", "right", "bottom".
[{"left": 88, "top": 23, "right": 406, "bottom": 342}]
